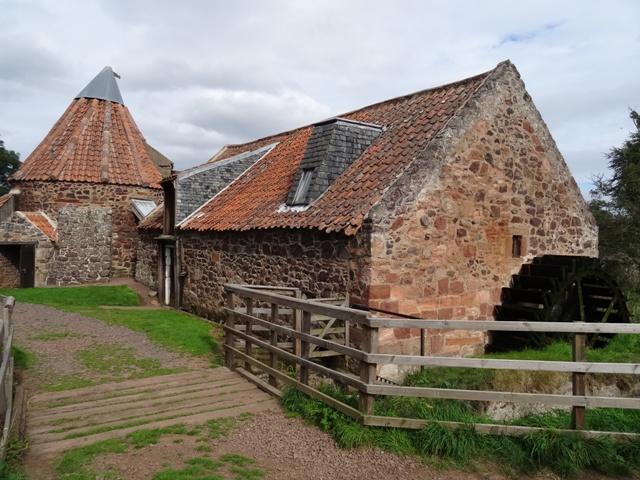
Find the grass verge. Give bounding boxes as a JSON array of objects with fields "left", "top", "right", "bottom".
[
  {"left": 280, "top": 385, "right": 640, "bottom": 478},
  {"left": 0, "top": 285, "right": 139, "bottom": 311}
]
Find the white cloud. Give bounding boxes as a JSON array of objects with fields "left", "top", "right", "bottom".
[{"left": 0, "top": 0, "right": 637, "bottom": 187}]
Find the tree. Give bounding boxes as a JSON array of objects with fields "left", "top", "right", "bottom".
[
  {"left": 0, "top": 135, "right": 20, "bottom": 196},
  {"left": 590, "top": 110, "right": 640, "bottom": 290}
]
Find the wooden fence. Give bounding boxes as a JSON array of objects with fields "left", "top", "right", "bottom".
[
  {"left": 0, "top": 295, "right": 15, "bottom": 458},
  {"left": 223, "top": 284, "right": 640, "bottom": 441}
]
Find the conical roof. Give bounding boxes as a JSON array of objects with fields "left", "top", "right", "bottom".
[
  {"left": 75, "top": 66, "right": 124, "bottom": 104},
  {"left": 11, "top": 68, "right": 163, "bottom": 188}
]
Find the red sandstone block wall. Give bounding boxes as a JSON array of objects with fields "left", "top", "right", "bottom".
[{"left": 365, "top": 67, "right": 597, "bottom": 356}]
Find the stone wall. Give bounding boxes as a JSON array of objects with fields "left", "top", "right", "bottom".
[
  {"left": 0, "top": 245, "right": 20, "bottom": 288},
  {"left": 47, "top": 207, "right": 112, "bottom": 285},
  {"left": 365, "top": 64, "right": 598, "bottom": 357},
  {"left": 179, "top": 228, "right": 360, "bottom": 319},
  {"left": 0, "top": 212, "right": 55, "bottom": 287},
  {"left": 135, "top": 231, "right": 159, "bottom": 290},
  {"left": 16, "top": 180, "right": 162, "bottom": 276}
]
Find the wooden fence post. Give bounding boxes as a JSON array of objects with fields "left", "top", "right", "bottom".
[
  {"left": 293, "top": 289, "right": 302, "bottom": 372},
  {"left": 572, "top": 321, "right": 587, "bottom": 430},
  {"left": 269, "top": 303, "right": 279, "bottom": 387},
  {"left": 2, "top": 298, "right": 12, "bottom": 348},
  {"left": 244, "top": 298, "right": 254, "bottom": 372},
  {"left": 359, "top": 322, "right": 378, "bottom": 416},
  {"left": 300, "top": 311, "right": 311, "bottom": 385},
  {"left": 225, "top": 291, "right": 236, "bottom": 370}
]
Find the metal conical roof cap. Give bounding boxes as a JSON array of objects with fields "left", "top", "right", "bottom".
[{"left": 75, "top": 66, "right": 124, "bottom": 105}]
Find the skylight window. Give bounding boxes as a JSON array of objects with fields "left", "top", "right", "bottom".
[{"left": 292, "top": 169, "right": 313, "bottom": 204}]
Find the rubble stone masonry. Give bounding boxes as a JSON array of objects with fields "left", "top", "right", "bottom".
[
  {"left": 47, "top": 207, "right": 112, "bottom": 285},
  {"left": 365, "top": 65, "right": 598, "bottom": 356},
  {"left": 178, "top": 228, "right": 362, "bottom": 319},
  {"left": 0, "top": 212, "right": 54, "bottom": 287},
  {"left": 135, "top": 231, "right": 159, "bottom": 290},
  {"left": 17, "top": 181, "right": 162, "bottom": 276}
]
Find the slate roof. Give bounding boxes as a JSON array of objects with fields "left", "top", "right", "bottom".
[
  {"left": 179, "top": 63, "right": 500, "bottom": 235},
  {"left": 11, "top": 68, "right": 163, "bottom": 188},
  {"left": 21, "top": 212, "right": 57, "bottom": 241}
]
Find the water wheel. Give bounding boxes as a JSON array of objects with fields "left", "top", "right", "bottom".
[{"left": 490, "top": 255, "right": 630, "bottom": 351}]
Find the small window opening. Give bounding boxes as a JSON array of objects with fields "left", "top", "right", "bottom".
[
  {"left": 292, "top": 169, "right": 313, "bottom": 204},
  {"left": 512, "top": 235, "right": 523, "bottom": 258}
]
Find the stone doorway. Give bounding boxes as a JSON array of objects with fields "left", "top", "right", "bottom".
[{"left": 0, "top": 243, "right": 36, "bottom": 288}]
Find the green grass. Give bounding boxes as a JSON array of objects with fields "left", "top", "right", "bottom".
[
  {"left": 0, "top": 285, "right": 139, "bottom": 311},
  {"left": 88, "top": 309, "right": 218, "bottom": 357},
  {"left": 6, "top": 285, "right": 220, "bottom": 391},
  {"left": 41, "top": 343, "right": 185, "bottom": 391},
  {"left": 11, "top": 345, "right": 34, "bottom": 369},
  {"left": 280, "top": 385, "right": 640, "bottom": 478},
  {"left": 29, "top": 331, "right": 85, "bottom": 341},
  {"left": 54, "top": 422, "right": 264, "bottom": 480}
]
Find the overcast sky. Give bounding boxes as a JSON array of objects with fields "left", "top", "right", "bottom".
[{"left": 1, "top": 0, "right": 638, "bottom": 197}]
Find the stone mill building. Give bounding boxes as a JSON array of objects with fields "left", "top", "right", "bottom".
[
  {"left": 0, "top": 67, "right": 171, "bottom": 287},
  {"left": 138, "top": 60, "right": 597, "bottom": 356}
]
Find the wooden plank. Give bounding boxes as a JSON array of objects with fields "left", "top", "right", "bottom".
[
  {"left": 228, "top": 346, "right": 362, "bottom": 422},
  {"left": 224, "top": 292, "right": 236, "bottom": 369},
  {"left": 310, "top": 350, "right": 344, "bottom": 358},
  {"left": 359, "top": 325, "right": 378, "bottom": 415},
  {"left": 226, "top": 285, "right": 369, "bottom": 323},
  {"left": 365, "top": 384, "right": 640, "bottom": 409},
  {"left": 309, "top": 317, "right": 337, "bottom": 354},
  {"left": 235, "top": 307, "right": 293, "bottom": 316},
  {"left": 364, "top": 318, "right": 640, "bottom": 333},
  {"left": 236, "top": 285, "right": 300, "bottom": 296},
  {"left": 310, "top": 327, "right": 346, "bottom": 335},
  {"left": 233, "top": 324, "right": 270, "bottom": 333},
  {"left": 235, "top": 367, "right": 283, "bottom": 398},
  {"left": 309, "top": 297, "right": 346, "bottom": 304},
  {"left": 244, "top": 298, "right": 254, "bottom": 372},
  {"left": 0, "top": 327, "right": 13, "bottom": 415},
  {"left": 368, "top": 353, "right": 640, "bottom": 374},
  {"left": 363, "top": 415, "right": 640, "bottom": 442},
  {"left": 0, "top": 357, "right": 13, "bottom": 460},
  {"left": 224, "top": 308, "right": 366, "bottom": 361},
  {"left": 269, "top": 303, "right": 278, "bottom": 388},
  {"left": 572, "top": 326, "right": 587, "bottom": 429},
  {"left": 223, "top": 326, "right": 365, "bottom": 391},
  {"left": 300, "top": 311, "right": 311, "bottom": 385},
  {"left": 294, "top": 290, "right": 302, "bottom": 371}
]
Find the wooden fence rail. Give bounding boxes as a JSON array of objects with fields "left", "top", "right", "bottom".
[
  {"left": 0, "top": 295, "right": 15, "bottom": 459},
  {"left": 223, "top": 284, "right": 640, "bottom": 441}
]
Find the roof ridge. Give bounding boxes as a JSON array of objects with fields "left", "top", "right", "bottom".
[{"left": 214, "top": 62, "right": 504, "bottom": 157}]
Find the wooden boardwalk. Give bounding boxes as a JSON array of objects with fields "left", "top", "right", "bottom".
[{"left": 27, "top": 367, "right": 279, "bottom": 456}]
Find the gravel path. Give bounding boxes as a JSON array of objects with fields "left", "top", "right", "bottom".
[{"left": 11, "top": 290, "right": 607, "bottom": 480}]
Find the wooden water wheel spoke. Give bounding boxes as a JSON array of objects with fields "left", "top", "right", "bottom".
[{"left": 493, "top": 255, "right": 630, "bottom": 351}]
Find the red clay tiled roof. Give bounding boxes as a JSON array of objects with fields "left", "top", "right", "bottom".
[
  {"left": 180, "top": 65, "right": 495, "bottom": 235},
  {"left": 11, "top": 97, "right": 162, "bottom": 188},
  {"left": 0, "top": 193, "right": 15, "bottom": 208},
  {"left": 138, "top": 202, "right": 164, "bottom": 230},
  {"left": 22, "top": 212, "right": 57, "bottom": 241}
]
